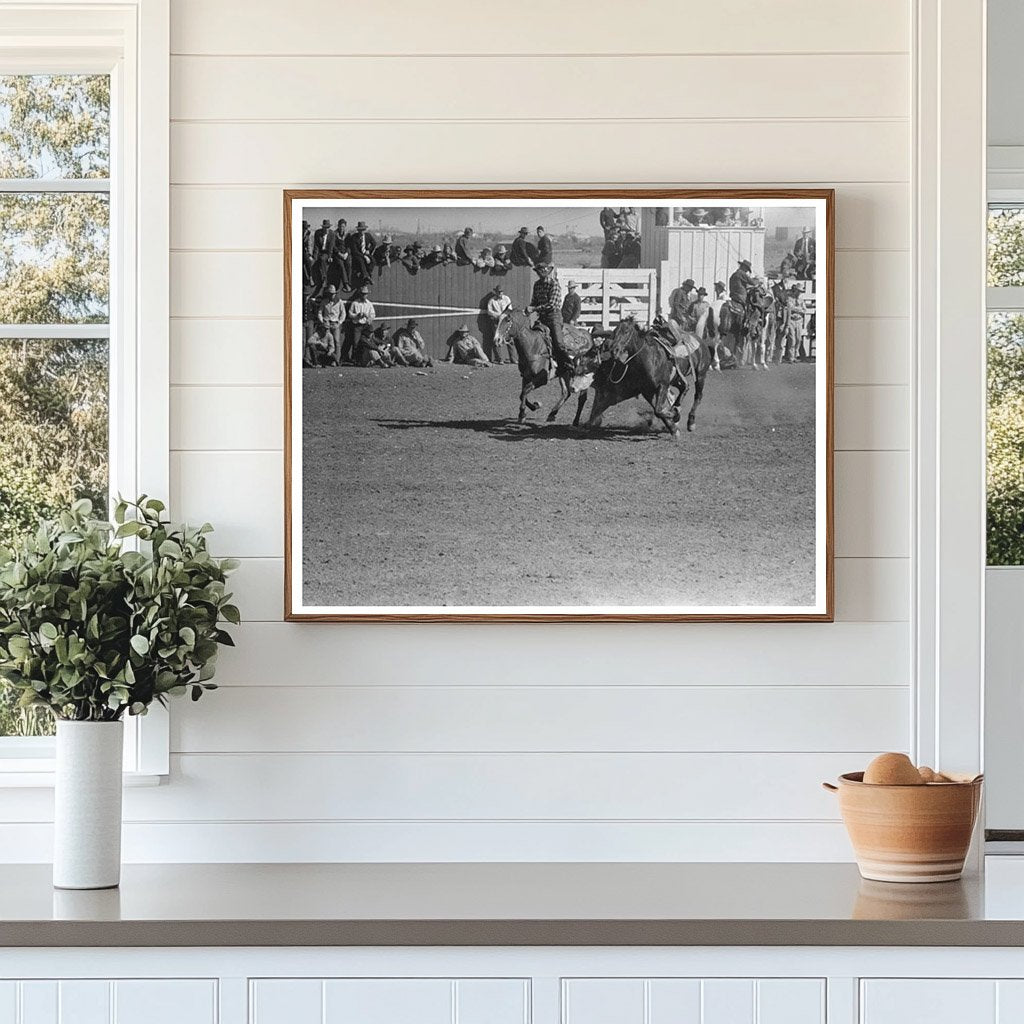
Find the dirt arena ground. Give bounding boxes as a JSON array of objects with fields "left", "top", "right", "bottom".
[{"left": 301, "top": 361, "right": 818, "bottom": 609}]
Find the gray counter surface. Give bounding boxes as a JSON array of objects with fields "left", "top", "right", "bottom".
[{"left": 0, "top": 861, "right": 1018, "bottom": 947}]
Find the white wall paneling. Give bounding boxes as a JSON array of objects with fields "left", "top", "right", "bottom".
[
  {"left": 171, "top": 55, "right": 909, "bottom": 122},
  {"left": 169, "top": 0, "right": 910, "bottom": 55},
  {"left": 170, "top": 685, "right": 910, "bottom": 754},
  {"left": 171, "top": 121, "right": 909, "bottom": 187},
  {"left": 0, "top": 0, "right": 918, "bottom": 863}
]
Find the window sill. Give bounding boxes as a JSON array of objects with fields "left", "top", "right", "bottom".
[{"left": 0, "top": 766, "right": 165, "bottom": 788}]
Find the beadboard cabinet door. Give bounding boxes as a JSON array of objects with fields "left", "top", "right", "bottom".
[
  {"left": 860, "top": 980, "right": 1024, "bottom": 1024},
  {"left": 0, "top": 980, "right": 217, "bottom": 1024},
  {"left": 249, "top": 978, "right": 529, "bottom": 1024},
  {"left": 562, "top": 978, "right": 825, "bottom": 1024}
]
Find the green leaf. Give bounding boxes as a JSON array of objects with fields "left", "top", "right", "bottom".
[
  {"left": 130, "top": 634, "right": 150, "bottom": 656},
  {"left": 39, "top": 622, "right": 58, "bottom": 641},
  {"left": 220, "top": 604, "right": 240, "bottom": 625},
  {"left": 158, "top": 539, "right": 182, "bottom": 559}
]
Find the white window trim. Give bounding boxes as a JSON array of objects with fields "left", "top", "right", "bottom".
[
  {"left": 914, "top": 0, "right": 987, "bottom": 825},
  {"left": 0, "top": 0, "right": 169, "bottom": 783}
]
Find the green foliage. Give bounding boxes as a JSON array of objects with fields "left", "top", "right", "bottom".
[
  {"left": 0, "top": 75, "right": 109, "bottom": 179},
  {"left": 0, "top": 339, "right": 108, "bottom": 536},
  {"left": 988, "top": 313, "right": 1024, "bottom": 564},
  {"left": 0, "top": 497, "right": 239, "bottom": 723},
  {"left": 0, "top": 75, "right": 112, "bottom": 733},
  {"left": 989, "top": 209, "right": 1024, "bottom": 288},
  {"left": 989, "top": 394, "right": 1024, "bottom": 565}
]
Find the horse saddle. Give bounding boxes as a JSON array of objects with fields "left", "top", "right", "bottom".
[{"left": 657, "top": 318, "right": 702, "bottom": 360}]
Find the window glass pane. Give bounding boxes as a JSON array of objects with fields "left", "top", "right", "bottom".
[
  {"left": 988, "top": 206, "right": 1024, "bottom": 287},
  {"left": 988, "top": 312, "right": 1024, "bottom": 565},
  {"left": 0, "top": 192, "right": 109, "bottom": 323},
  {"left": 0, "top": 338, "right": 107, "bottom": 739},
  {"left": 0, "top": 74, "right": 109, "bottom": 179}
]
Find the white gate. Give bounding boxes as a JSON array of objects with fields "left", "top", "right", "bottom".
[{"left": 557, "top": 268, "right": 659, "bottom": 330}]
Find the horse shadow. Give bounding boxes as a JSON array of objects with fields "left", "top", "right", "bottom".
[{"left": 371, "top": 417, "right": 667, "bottom": 443}]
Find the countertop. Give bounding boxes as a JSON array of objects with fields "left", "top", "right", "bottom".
[{"left": 5, "top": 861, "right": 1024, "bottom": 947}]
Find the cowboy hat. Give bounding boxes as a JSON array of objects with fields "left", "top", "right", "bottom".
[
  {"left": 356, "top": 221, "right": 368, "bottom": 230},
  {"left": 457, "top": 324, "right": 470, "bottom": 332},
  {"left": 738, "top": 259, "right": 752, "bottom": 269}
]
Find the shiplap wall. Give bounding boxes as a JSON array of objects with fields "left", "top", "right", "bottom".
[{"left": 1, "top": 0, "right": 915, "bottom": 861}]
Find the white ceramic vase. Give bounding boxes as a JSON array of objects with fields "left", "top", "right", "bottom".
[{"left": 53, "top": 720, "right": 124, "bottom": 890}]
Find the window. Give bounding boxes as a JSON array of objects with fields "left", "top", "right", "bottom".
[
  {"left": 0, "top": 3, "right": 169, "bottom": 778},
  {"left": 0, "top": 74, "right": 111, "bottom": 738},
  {"left": 986, "top": 206, "right": 1024, "bottom": 564}
]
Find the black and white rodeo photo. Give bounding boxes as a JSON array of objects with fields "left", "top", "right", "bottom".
[{"left": 284, "top": 191, "right": 834, "bottom": 621}]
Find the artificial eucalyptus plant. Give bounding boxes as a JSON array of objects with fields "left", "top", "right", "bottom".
[{"left": 0, "top": 497, "right": 239, "bottom": 722}]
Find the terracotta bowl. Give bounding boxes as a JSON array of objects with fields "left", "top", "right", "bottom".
[{"left": 823, "top": 772, "right": 983, "bottom": 883}]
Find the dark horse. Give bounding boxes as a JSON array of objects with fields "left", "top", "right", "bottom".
[
  {"left": 494, "top": 308, "right": 602, "bottom": 425},
  {"left": 588, "top": 317, "right": 712, "bottom": 437}
]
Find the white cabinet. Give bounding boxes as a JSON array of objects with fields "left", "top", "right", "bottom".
[
  {"left": 861, "top": 980, "right": 1024, "bottom": 1024},
  {"left": 562, "top": 978, "right": 825, "bottom": 1024},
  {"left": 0, "top": 980, "right": 217, "bottom": 1024},
  {"left": 249, "top": 978, "right": 529, "bottom": 1024}
]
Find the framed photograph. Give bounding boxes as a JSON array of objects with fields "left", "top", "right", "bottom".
[{"left": 284, "top": 189, "right": 833, "bottom": 622}]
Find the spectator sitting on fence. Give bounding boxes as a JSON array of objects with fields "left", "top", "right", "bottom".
[
  {"left": 346, "top": 220, "right": 376, "bottom": 287},
  {"left": 510, "top": 227, "right": 535, "bottom": 267},
  {"left": 474, "top": 246, "right": 495, "bottom": 269},
  {"left": 441, "top": 241, "right": 457, "bottom": 264},
  {"left": 535, "top": 226, "right": 553, "bottom": 266},
  {"left": 421, "top": 244, "right": 444, "bottom": 269},
  {"left": 455, "top": 227, "right": 476, "bottom": 265},
  {"left": 492, "top": 244, "right": 511, "bottom": 270},
  {"left": 561, "top": 280, "right": 581, "bottom": 325},
  {"left": 313, "top": 219, "right": 331, "bottom": 258},
  {"left": 401, "top": 244, "right": 421, "bottom": 272},
  {"left": 445, "top": 324, "right": 491, "bottom": 367},
  {"left": 373, "top": 234, "right": 397, "bottom": 267},
  {"left": 392, "top": 319, "right": 434, "bottom": 367}
]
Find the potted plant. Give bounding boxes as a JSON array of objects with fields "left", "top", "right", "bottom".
[{"left": 0, "top": 497, "right": 239, "bottom": 889}]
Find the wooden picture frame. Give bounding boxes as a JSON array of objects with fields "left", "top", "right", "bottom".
[{"left": 284, "top": 189, "right": 834, "bottom": 622}]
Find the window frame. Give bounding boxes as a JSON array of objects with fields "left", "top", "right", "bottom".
[{"left": 0, "top": 0, "right": 169, "bottom": 782}]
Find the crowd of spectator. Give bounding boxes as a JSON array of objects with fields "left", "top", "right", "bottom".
[
  {"left": 599, "top": 206, "right": 642, "bottom": 268},
  {"left": 301, "top": 219, "right": 571, "bottom": 301}
]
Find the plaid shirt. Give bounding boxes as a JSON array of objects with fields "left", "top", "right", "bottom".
[{"left": 531, "top": 276, "right": 561, "bottom": 315}]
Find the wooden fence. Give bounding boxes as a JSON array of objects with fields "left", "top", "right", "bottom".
[
  {"left": 357, "top": 263, "right": 659, "bottom": 359},
  {"left": 362, "top": 262, "right": 534, "bottom": 360},
  {"left": 557, "top": 268, "right": 659, "bottom": 331}
]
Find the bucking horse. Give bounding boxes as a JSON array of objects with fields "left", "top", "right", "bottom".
[
  {"left": 587, "top": 316, "right": 712, "bottom": 437},
  {"left": 494, "top": 307, "right": 605, "bottom": 425}
]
